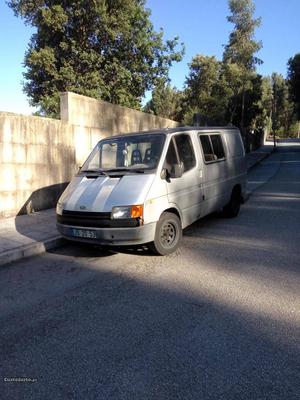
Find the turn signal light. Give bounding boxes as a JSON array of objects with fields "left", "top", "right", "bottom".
[{"left": 131, "top": 205, "right": 143, "bottom": 219}]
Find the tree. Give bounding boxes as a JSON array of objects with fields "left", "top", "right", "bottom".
[
  {"left": 220, "top": 62, "right": 245, "bottom": 123},
  {"left": 287, "top": 53, "right": 300, "bottom": 119},
  {"left": 223, "top": 0, "right": 262, "bottom": 69},
  {"left": 255, "top": 76, "right": 273, "bottom": 133},
  {"left": 8, "top": 0, "right": 184, "bottom": 117},
  {"left": 143, "top": 83, "right": 184, "bottom": 122},
  {"left": 271, "top": 73, "right": 294, "bottom": 135},
  {"left": 183, "top": 55, "right": 228, "bottom": 125},
  {"left": 223, "top": 0, "right": 262, "bottom": 133}
]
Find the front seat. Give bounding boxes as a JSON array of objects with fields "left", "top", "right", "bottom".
[
  {"left": 131, "top": 149, "right": 142, "bottom": 164},
  {"left": 143, "top": 148, "right": 152, "bottom": 163}
]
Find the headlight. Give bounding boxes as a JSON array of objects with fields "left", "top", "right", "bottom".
[
  {"left": 111, "top": 205, "right": 143, "bottom": 219},
  {"left": 56, "top": 202, "right": 63, "bottom": 216}
]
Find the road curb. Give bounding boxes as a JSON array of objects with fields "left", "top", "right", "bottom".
[
  {"left": 247, "top": 151, "right": 272, "bottom": 171},
  {"left": 244, "top": 149, "right": 274, "bottom": 203},
  {"left": 0, "top": 236, "right": 66, "bottom": 267}
]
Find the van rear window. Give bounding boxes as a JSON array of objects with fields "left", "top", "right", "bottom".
[{"left": 199, "top": 134, "right": 225, "bottom": 162}]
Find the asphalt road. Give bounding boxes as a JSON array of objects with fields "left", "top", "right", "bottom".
[{"left": 1, "top": 140, "right": 300, "bottom": 400}]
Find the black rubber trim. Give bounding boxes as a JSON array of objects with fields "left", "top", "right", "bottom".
[
  {"left": 62, "top": 210, "right": 111, "bottom": 219},
  {"left": 57, "top": 211, "right": 140, "bottom": 228}
]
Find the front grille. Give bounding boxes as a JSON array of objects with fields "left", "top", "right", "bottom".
[
  {"left": 57, "top": 210, "right": 140, "bottom": 228},
  {"left": 63, "top": 210, "right": 111, "bottom": 219}
]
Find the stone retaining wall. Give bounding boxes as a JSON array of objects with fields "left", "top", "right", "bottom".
[{"left": 0, "top": 93, "right": 179, "bottom": 218}]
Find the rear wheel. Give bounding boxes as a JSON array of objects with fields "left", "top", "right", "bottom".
[
  {"left": 150, "top": 212, "right": 182, "bottom": 256},
  {"left": 222, "top": 187, "right": 241, "bottom": 218}
]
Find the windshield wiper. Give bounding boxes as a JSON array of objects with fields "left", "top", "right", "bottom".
[
  {"left": 129, "top": 169, "right": 145, "bottom": 173},
  {"left": 80, "top": 169, "right": 108, "bottom": 176},
  {"left": 105, "top": 168, "right": 145, "bottom": 174}
]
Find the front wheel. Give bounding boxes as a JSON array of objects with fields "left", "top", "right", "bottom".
[{"left": 149, "top": 212, "right": 182, "bottom": 256}]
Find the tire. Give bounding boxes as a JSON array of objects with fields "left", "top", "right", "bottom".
[
  {"left": 149, "top": 212, "right": 182, "bottom": 256},
  {"left": 222, "top": 187, "right": 241, "bottom": 218}
]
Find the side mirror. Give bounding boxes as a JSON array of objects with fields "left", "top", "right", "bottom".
[
  {"left": 170, "top": 162, "right": 183, "bottom": 178},
  {"left": 160, "top": 168, "right": 168, "bottom": 180}
]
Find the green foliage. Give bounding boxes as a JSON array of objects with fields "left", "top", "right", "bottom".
[
  {"left": 254, "top": 76, "right": 273, "bottom": 132},
  {"left": 220, "top": 62, "right": 247, "bottom": 124},
  {"left": 179, "top": 0, "right": 295, "bottom": 138},
  {"left": 287, "top": 121, "right": 300, "bottom": 138},
  {"left": 271, "top": 73, "right": 294, "bottom": 134},
  {"left": 181, "top": 55, "right": 261, "bottom": 128},
  {"left": 180, "top": 0, "right": 264, "bottom": 132},
  {"left": 223, "top": 0, "right": 262, "bottom": 69},
  {"left": 240, "top": 73, "right": 263, "bottom": 128},
  {"left": 183, "top": 55, "right": 229, "bottom": 125},
  {"left": 8, "top": 0, "right": 184, "bottom": 117},
  {"left": 222, "top": 0, "right": 262, "bottom": 133},
  {"left": 287, "top": 53, "right": 300, "bottom": 119},
  {"left": 143, "top": 82, "right": 184, "bottom": 121}
]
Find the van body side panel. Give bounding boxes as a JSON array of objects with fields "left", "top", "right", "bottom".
[
  {"left": 198, "top": 132, "right": 229, "bottom": 215},
  {"left": 143, "top": 177, "right": 169, "bottom": 225},
  {"left": 166, "top": 173, "right": 202, "bottom": 229},
  {"left": 223, "top": 130, "right": 247, "bottom": 198},
  {"left": 201, "top": 160, "right": 229, "bottom": 214},
  {"left": 198, "top": 130, "right": 246, "bottom": 216}
]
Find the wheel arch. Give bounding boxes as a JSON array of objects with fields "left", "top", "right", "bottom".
[{"left": 161, "top": 207, "right": 182, "bottom": 226}]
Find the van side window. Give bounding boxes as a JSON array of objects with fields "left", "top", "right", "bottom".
[
  {"left": 210, "top": 135, "right": 225, "bottom": 159},
  {"left": 200, "top": 135, "right": 214, "bottom": 162},
  {"left": 199, "top": 134, "right": 225, "bottom": 162},
  {"left": 175, "top": 134, "right": 196, "bottom": 172},
  {"left": 164, "top": 139, "right": 178, "bottom": 171}
]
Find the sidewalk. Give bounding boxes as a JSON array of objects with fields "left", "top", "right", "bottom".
[
  {"left": 0, "top": 145, "right": 273, "bottom": 267},
  {"left": 246, "top": 143, "right": 273, "bottom": 170},
  {"left": 0, "top": 209, "right": 64, "bottom": 266}
]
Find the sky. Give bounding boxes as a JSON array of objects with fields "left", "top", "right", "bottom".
[{"left": 0, "top": 0, "right": 299, "bottom": 115}]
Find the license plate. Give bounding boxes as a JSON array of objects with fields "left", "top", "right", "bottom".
[{"left": 72, "top": 228, "right": 97, "bottom": 239}]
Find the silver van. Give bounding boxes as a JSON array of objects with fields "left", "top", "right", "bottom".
[{"left": 56, "top": 127, "right": 246, "bottom": 255}]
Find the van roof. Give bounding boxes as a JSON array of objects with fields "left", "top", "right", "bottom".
[{"left": 101, "top": 126, "right": 239, "bottom": 140}]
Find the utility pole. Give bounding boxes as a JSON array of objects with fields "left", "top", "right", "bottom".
[
  {"left": 273, "top": 129, "right": 277, "bottom": 149},
  {"left": 272, "top": 85, "right": 277, "bottom": 150},
  {"left": 241, "top": 90, "right": 245, "bottom": 148}
]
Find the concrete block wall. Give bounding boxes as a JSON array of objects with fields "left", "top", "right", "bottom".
[
  {"left": 60, "top": 92, "right": 179, "bottom": 165},
  {"left": 0, "top": 93, "right": 179, "bottom": 218},
  {"left": 0, "top": 113, "right": 77, "bottom": 218}
]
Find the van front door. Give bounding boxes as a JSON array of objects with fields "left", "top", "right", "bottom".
[{"left": 163, "top": 134, "right": 203, "bottom": 228}]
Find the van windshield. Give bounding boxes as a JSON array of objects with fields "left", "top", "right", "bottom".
[{"left": 81, "top": 133, "right": 166, "bottom": 173}]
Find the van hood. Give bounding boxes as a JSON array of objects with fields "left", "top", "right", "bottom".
[{"left": 59, "top": 174, "right": 155, "bottom": 213}]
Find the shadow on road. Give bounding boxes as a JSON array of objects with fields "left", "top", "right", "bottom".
[
  {"left": 1, "top": 238, "right": 299, "bottom": 399},
  {"left": 3, "top": 141, "right": 300, "bottom": 399}
]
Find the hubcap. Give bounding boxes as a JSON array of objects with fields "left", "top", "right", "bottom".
[{"left": 160, "top": 221, "right": 177, "bottom": 248}]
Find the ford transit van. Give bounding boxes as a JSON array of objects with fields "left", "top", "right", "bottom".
[{"left": 56, "top": 127, "right": 246, "bottom": 255}]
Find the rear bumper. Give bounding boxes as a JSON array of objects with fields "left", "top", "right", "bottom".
[{"left": 56, "top": 222, "right": 156, "bottom": 246}]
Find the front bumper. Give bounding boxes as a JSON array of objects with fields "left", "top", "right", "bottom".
[{"left": 56, "top": 222, "right": 156, "bottom": 246}]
